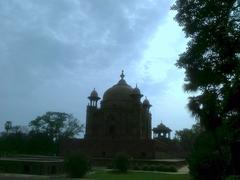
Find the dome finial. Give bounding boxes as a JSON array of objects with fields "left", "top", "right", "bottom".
[{"left": 120, "top": 70, "right": 125, "bottom": 79}]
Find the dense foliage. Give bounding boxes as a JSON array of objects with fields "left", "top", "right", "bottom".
[
  {"left": 113, "top": 153, "right": 130, "bottom": 173},
  {"left": 0, "top": 131, "right": 56, "bottom": 155},
  {"left": 172, "top": 0, "right": 240, "bottom": 178},
  {"left": 175, "top": 123, "right": 201, "bottom": 153},
  {"left": 188, "top": 131, "right": 231, "bottom": 179},
  {"left": 0, "top": 112, "right": 82, "bottom": 155},
  {"left": 29, "top": 112, "right": 83, "bottom": 142},
  {"left": 4, "top": 121, "right": 12, "bottom": 134},
  {"left": 137, "top": 165, "right": 177, "bottom": 172},
  {"left": 64, "top": 152, "right": 91, "bottom": 178}
]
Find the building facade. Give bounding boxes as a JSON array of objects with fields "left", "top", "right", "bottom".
[
  {"left": 61, "top": 71, "right": 184, "bottom": 159},
  {"left": 85, "top": 71, "right": 152, "bottom": 140}
]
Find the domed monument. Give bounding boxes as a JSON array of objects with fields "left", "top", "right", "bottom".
[
  {"left": 85, "top": 70, "right": 151, "bottom": 140},
  {"left": 62, "top": 71, "right": 183, "bottom": 159}
]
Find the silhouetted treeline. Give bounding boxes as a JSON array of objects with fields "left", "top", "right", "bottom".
[
  {"left": 174, "top": 123, "right": 201, "bottom": 154},
  {"left": 1, "top": 112, "right": 82, "bottom": 156},
  {"left": 0, "top": 131, "right": 57, "bottom": 155}
]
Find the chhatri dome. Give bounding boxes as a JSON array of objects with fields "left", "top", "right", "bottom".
[
  {"left": 143, "top": 97, "right": 151, "bottom": 107},
  {"left": 89, "top": 88, "right": 99, "bottom": 99},
  {"left": 133, "top": 85, "right": 141, "bottom": 95}
]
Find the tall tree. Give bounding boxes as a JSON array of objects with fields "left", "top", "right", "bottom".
[
  {"left": 172, "top": 0, "right": 240, "bottom": 178},
  {"left": 29, "top": 112, "right": 83, "bottom": 141},
  {"left": 175, "top": 123, "right": 201, "bottom": 152},
  {"left": 4, "top": 121, "right": 12, "bottom": 134}
]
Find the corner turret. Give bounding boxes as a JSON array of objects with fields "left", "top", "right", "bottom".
[
  {"left": 143, "top": 97, "right": 151, "bottom": 112},
  {"left": 131, "top": 84, "right": 143, "bottom": 103},
  {"left": 88, "top": 88, "right": 101, "bottom": 107}
]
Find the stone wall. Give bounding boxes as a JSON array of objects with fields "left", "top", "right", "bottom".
[
  {"left": 0, "top": 156, "right": 64, "bottom": 175},
  {"left": 60, "top": 138, "right": 186, "bottom": 159}
]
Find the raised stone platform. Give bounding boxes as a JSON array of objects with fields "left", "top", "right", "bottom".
[
  {"left": 60, "top": 138, "right": 186, "bottom": 159},
  {"left": 0, "top": 155, "right": 64, "bottom": 175}
]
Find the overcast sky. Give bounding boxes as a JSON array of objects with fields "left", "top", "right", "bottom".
[{"left": 0, "top": 0, "right": 194, "bottom": 135}]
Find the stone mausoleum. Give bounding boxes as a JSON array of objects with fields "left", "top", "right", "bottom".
[
  {"left": 62, "top": 71, "right": 182, "bottom": 159},
  {"left": 85, "top": 71, "right": 152, "bottom": 140}
]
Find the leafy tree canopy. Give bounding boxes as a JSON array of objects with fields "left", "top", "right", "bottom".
[
  {"left": 29, "top": 112, "right": 83, "bottom": 141},
  {"left": 4, "top": 121, "right": 12, "bottom": 133},
  {"left": 172, "top": 0, "right": 240, "bottom": 177},
  {"left": 175, "top": 123, "right": 201, "bottom": 152},
  {"left": 172, "top": 0, "right": 240, "bottom": 134}
]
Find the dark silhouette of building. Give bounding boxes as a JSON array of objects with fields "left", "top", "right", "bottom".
[
  {"left": 153, "top": 122, "right": 172, "bottom": 139},
  {"left": 61, "top": 71, "right": 184, "bottom": 159},
  {"left": 85, "top": 70, "right": 151, "bottom": 140}
]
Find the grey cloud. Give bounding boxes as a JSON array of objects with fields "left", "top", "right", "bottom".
[{"left": 0, "top": 0, "right": 175, "bottom": 129}]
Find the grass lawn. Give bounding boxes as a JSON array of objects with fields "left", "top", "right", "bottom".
[
  {"left": 0, "top": 171, "right": 191, "bottom": 179},
  {"left": 87, "top": 170, "right": 191, "bottom": 180}
]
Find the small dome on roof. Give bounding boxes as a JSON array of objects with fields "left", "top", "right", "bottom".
[
  {"left": 88, "top": 88, "right": 100, "bottom": 100},
  {"left": 90, "top": 88, "right": 98, "bottom": 97},
  {"left": 143, "top": 97, "right": 151, "bottom": 106},
  {"left": 132, "top": 85, "right": 141, "bottom": 95},
  {"left": 153, "top": 123, "right": 172, "bottom": 132}
]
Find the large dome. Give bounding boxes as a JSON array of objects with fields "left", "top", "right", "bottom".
[{"left": 102, "top": 71, "right": 134, "bottom": 103}]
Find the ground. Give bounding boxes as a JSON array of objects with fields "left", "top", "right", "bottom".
[
  {"left": 88, "top": 170, "right": 190, "bottom": 180},
  {"left": 0, "top": 168, "right": 190, "bottom": 180}
]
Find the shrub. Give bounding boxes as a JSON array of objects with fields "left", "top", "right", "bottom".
[
  {"left": 64, "top": 152, "right": 90, "bottom": 178},
  {"left": 155, "top": 165, "right": 177, "bottom": 172},
  {"left": 106, "top": 164, "right": 113, "bottom": 169},
  {"left": 149, "top": 165, "right": 155, "bottom": 171},
  {"left": 168, "top": 166, "right": 178, "bottom": 172},
  {"left": 188, "top": 132, "right": 230, "bottom": 180},
  {"left": 142, "top": 165, "right": 149, "bottom": 171},
  {"left": 113, "top": 153, "right": 129, "bottom": 173},
  {"left": 133, "top": 165, "right": 140, "bottom": 170},
  {"left": 226, "top": 175, "right": 240, "bottom": 180}
]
